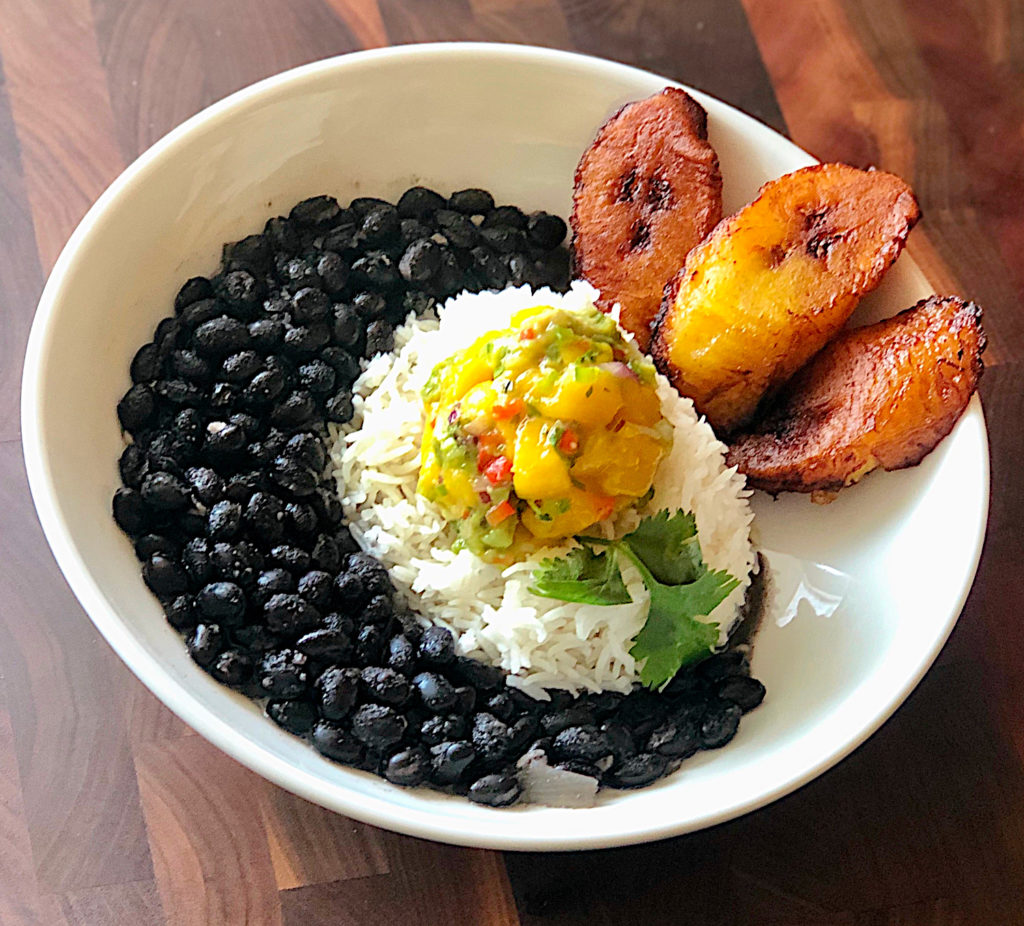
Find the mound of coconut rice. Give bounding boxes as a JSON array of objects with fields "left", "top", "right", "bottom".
[{"left": 329, "top": 282, "right": 755, "bottom": 697}]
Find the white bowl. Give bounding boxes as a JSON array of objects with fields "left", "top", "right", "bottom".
[{"left": 21, "top": 43, "right": 988, "bottom": 850}]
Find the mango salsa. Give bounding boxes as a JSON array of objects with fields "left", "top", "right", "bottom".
[{"left": 417, "top": 304, "right": 672, "bottom": 558}]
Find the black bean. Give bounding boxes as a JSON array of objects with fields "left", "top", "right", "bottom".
[
  {"left": 485, "top": 692, "right": 516, "bottom": 723},
  {"left": 264, "top": 216, "right": 301, "bottom": 253},
  {"left": 181, "top": 537, "right": 214, "bottom": 588},
  {"left": 172, "top": 349, "right": 213, "bottom": 383},
  {"left": 420, "top": 714, "right": 466, "bottom": 746},
  {"left": 251, "top": 570, "right": 294, "bottom": 609},
  {"left": 700, "top": 700, "right": 743, "bottom": 749},
  {"left": 448, "top": 188, "right": 494, "bottom": 215},
  {"left": 118, "top": 444, "right": 147, "bottom": 489},
  {"left": 429, "top": 740, "right": 475, "bottom": 784},
  {"left": 117, "top": 384, "right": 156, "bottom": 431},
  {"left": 187, "top": 623, "right": 224, "bottom": 667},
  {"left": 385, "top": 747, "right": 428, "bottom": 786},
  {"left": 411, "top": 672, "right": 457, "bottom": 713},
  {"left": 258, "top": 648, "right": 309, "bottom": 698},
  {"left": 418, "top": 625, "right": 455, "bottom": 666},
  {"left": 180, "top": 298, "right": 224, "bottom": 331},
  {"left": 550, "top": 726, "right": 613, "bottom": 765},
  {"left": 232, "top": 624, "right": 279, "bottom": 653},
  {"left": 194, "top": 316, "right": 250, "bottom": 357},
  {"left": 143, "top": 553, "right": 189, "bottom": 598},
  {"left": 177, "top": 509, "right": 206, "bottom": 537},
  {"left": 283, "top": 323, "right": 330, "bottom": 358},
  {"left": 264, "top": 593, "right": 320, "bottom": 635},
  {"left": 606, "top": 753, "right": 669, "bottom": 789},
  {"left": 540, "top": 705, "right": 597, "bottom": 737},
  {"left": 435, "top": 210, "right": 479, "bottom": 248},
  {"left": 647, "top": 719, "right": 699, "bottom": 759},
  {"left": 248, "top": 317, "right": 285, "bottom": 352},
  {"left": 398, "top": 238, "right": 441, "bottom": 283},
  {"left": 360, "top": 204, "right": 400, "bottom": 244},
  {"left": 290, "top": 286, "right": 329, "bottom": 324},
  {"left": 210, "top": 540, "right": 263, "bottom": 587},
  {"left": 269, "top": 544, "right": 312, "bottom": 574},
  {"left": 450, "top": 655, "right": 504, "bottom": 691},
  {"left": 468, "top": 772, "right": 521, "bottom": 807},
  {"left": 315, "top": 251, "right": 348, "bottom": 294},
  {"left": 203, "top": 422, "right": 246, "bottom": 456},
  {"left": 348, "top": 196, "right": 389, "bottom": 218},
  {"left": 208, "top": 649, "right": 253, "bottom": 687},
  {"left": 217, "top": 270, "right": 264, "bottom": 317},
  {"left": 312, "top": 720, "right": 364, "bottom": 764},
  {"left": 352, "top": 291, "right": 387, "bottom": 321},
  {"left": 175, "top": 276, "right": 214, "bottom": 313},
  {"left": 319, "top": 346, "right": 360, "bottom": 385},
  {"left": 223, "top": 234, "right": 272, "bottom": 273},
  {"left": 206, "top": 500, "right": 242, "bottom": 540},
  {"left": 361, "top": 667, "right": 411, "bottom": 707},
  {"left": 508, "top": 715, "right": 540, "bottom": 754},
  {"left": 469, "top": 245, "right": 509, "bottom": 290},
  {"left": 196, "top": 581, "right": 246, "bottom": 625},
  {"left": 351, "top": 251, "right": 399, "bottom": 291},
  {"left": 386, "top": 634, "right": 417, "bottom": 675},
  {"left": 221, "top": 351, "right": 261, "bottom": 384},
  {"left": 331, "top": 304, "right": 363, "bottom": 351},
  {"left": 316, "top": 666, "right": 360, "bottom": 721},
  {"left": 453, "top": 686, "right": 476, "bottom": 716},
  {"left": 270, "top": 390, "right": 316, "bottom": 429},
  {"left": 267, "top": 699, "right": 317, "bottom": 735},
  {"left": 296, "top": 626, "right": 351, "bottom": 662},
  {"left": 361, "top": 594, "right": 393, "bottom": 627},
  {"left": 243, "top": 491, "right": 284, "bottom": 544},
  {"left": 715, "top": 676, "right": 766, "bottom": 713},
  {"left": 163, "top": 594, "right": 197, "bottom": 631},
  {"left": 351, "top": 704, "right": 406, "bottom": 749},
  {"left": 397, "top": 186, "right": 446, "bottom": 218},
  {"left": 526, "top": 211, "right": 567, "bottom": 250},
  {"left": 311, "top": 534, "right": 343, "bottom": 572},
  {"left": 400, "top": 217, "right": 433, "bottom": 245},
  {"left": 471, "top": 712, "right": 510, "bottom": 766},
  {"left": 112, "top": 487, "right": 150, "bottom": 534},
  {"left": 297, "top": 359, "right": 336, "bottom": 396},
  {"left": 271, "top": 456, "right": 318, "bottom": 496},
  {"left": 480, "top": 226, "right": 527, "bottom": 254},
  {"left": 355, "top": 624, "right": 385, "bottom": 664},
  {"left": 324, "top": 389, "right": 355, "bottom": 424},
  {"left": 284, "top": 501, "right": 318, "bottom": 536},
  {"left": 483, "top": 205, "right": 528, "bottom": 230},
  {"left": 290, "top": 195, "right": 341, "bottom": 228},
  {"left": 246, "top": 368, "right": 286, "bottom": 405},
  {"left": 208, "top": 382, "right": 238, "bottom": 410},
  {"left": 601, "top": 721, "right": 637, "bottom": 765},
  {"left": 130, "top": 343, "right": 161, "bottom": 383},
  {"left": 401, "top": 290, "right": 436, "bottom": 319},
  {"left": 297, "top": 570, "right": 333, "bottom": 610}
]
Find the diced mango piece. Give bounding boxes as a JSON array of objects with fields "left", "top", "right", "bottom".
[
  {"left": 620, "top": 378, "right": 663, "bottom": 427},
  {"left": 537, "top": 369, "right": 623, "bottom": 426},
  {"left": 573, "top": 424, "right": 665, "bottom": 497},
  {"left": 512, "top": 418, "right": 572, "bottom": 499}
]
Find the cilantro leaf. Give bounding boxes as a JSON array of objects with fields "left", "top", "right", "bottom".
[
  {"left": 529, "top": 546, "right": 631, "bottom": 605},
  {"left": 628, "top": 567, "right": 738, "bottom": 689},
  {"left": 622, "top": 509, "right": 703, "bottom": 585}
]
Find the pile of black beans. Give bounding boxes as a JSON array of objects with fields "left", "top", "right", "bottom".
[{"left": 112, "top": 187, "right": 764, "bottom": 807}]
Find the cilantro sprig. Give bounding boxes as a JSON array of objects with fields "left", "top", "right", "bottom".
[{"left": 529, "top": 510, "right": 738, "bottom": 690}]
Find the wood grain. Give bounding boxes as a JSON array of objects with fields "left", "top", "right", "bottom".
[{"left": 0, "top": 1, "right": 1022, "bottom": 924}]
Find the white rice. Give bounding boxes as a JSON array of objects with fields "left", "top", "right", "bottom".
[{"left": 329, "top": 282, "right": 754, "bottom": 697}]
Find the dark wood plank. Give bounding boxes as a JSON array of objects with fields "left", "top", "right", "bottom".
[
  {"left": 134, "top": 737, "right": 283, "bottom": 926},
  {"left": 0, "top": 0, "right": 124, "bottom": 270},
  {"left": 91, "top": 0, "right": 362, "bottom": 163},
  {"left": 0, "top": 443, "right": 155, "bottom": 895},
  {"left": 280, "top": 835, "right": 519, "bottom": 926},
  {"left": 53, "top": 881, "right": 165, "bottom": 926}
]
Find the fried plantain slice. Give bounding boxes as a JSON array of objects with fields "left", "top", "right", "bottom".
[
  {"left": 571, "top": 87, "right": 722, "bottom": 350},
  {"left": 726, "top": 295, "right": 985, "bottom": 495},
  {"left": 650, "top": 163, "right": 921, "bottom": 433}
]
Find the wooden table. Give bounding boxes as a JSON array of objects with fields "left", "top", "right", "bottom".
[{"left": 2, "top": 1, "right": 1023, "bottom": 923}]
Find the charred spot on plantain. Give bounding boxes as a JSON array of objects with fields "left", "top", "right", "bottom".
[
  {"left": 802, "top": 208, "right": 836, "bottom": 259},
  {"left": 618, "top": 168, "right": 638, "bottom": 203},
  {"left": 766, "top": 244, "right": 787, "bottom": 268},
  {"left": 646, "top": 175, "right": 672, "bottom": 210},
  {"left": 629, "top": 221, "right": 652, "bottom": 251}
]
